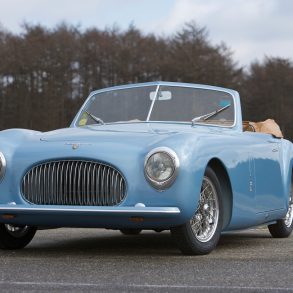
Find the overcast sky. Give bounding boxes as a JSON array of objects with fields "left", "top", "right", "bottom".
[{"left": 0, "top": 0, "right": 292, "bottom": 67}]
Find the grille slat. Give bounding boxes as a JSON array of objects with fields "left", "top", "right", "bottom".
[
  {"left": 56, "top": 162, "right": 60, "bottom": 205},
  {"left": 47, "top": 163, "right": 51, "bottom": 203},
  {"left": 21, "top": 160, "right": 126, "bottom": 206},
  {"left": 52, "top": 163, "right": 56, "bottom": 204}
]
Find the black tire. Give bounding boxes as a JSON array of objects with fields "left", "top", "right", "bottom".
[
  {"left": 120, "top": 229, "right": 142, "bottom": 235},
  {"left": 268, "top": 180, "right": 293, "bottom": 238},
  {"left": 0, "top": 224, "right": 37, "bottom": 250},
  {"left": 171, "top": 167, "right": 223, "bottom": 255},
  {"left": 268, "top": 220, "right": 293, "bottom": 238}
]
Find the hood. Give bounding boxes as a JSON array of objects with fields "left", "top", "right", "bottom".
[
  {"left": 36, "top": 123, "right": 209, "bottom": 157},
  {"left": 36, "top": 122, "right": 230, "bottom": 153},
  {"left": 0, "top": 123, "right": 226, "bottom": 167},
  {"left": 0, "top": 123, "right": 228, "bottom": 186},
  {"left": 0, "top": 123, "right": 201, "bottom": 178},
  {"left": 0, "top": 123, "right": 228, "bottom": 151},
  {"left": 40, "top": 123, "right": 188, "bottom": 143}
]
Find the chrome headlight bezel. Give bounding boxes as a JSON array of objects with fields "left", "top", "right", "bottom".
[
  {"left": 144, "top": 147, "right": 179, "bottom": 190},
  {"left": 0, "top": 152, "right": 6, "bottom": 181}
]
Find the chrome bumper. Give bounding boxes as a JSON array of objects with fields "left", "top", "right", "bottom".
[{"left": 0, "top": 205, "right": 180, "bottom": 215}]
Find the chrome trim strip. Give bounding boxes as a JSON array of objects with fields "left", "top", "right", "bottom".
[{"left": 0, "top": 206, "right": 180, "bottom": 214}]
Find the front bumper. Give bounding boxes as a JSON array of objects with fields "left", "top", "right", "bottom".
[{"left": 0, "top": 204, "right": 181, "bottom": 229}]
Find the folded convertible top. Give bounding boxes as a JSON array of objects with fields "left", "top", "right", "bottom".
[{"left": 243, "top": 119, "right": 283, "bottom": 138}]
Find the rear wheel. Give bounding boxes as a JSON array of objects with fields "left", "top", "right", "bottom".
[
  {"left": 120, "top": 229, "right": 142, "bottom": 235},
  {"left": 171, "top": 167, "right": 223, "bottom": 255},
  {"left": 0, "top": 224, "right": 37, "bottom": 249},
  {"left": 268, "top": 180, "right": 293, "bottom": 238}
]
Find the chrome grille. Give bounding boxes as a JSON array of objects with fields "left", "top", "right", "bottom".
[{"left": 21, "top": 160, "right": 126, "bottom": 206}]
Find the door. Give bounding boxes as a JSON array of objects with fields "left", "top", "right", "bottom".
[{"left": 251, "top": 134, "right": 284, "bottom": 213}]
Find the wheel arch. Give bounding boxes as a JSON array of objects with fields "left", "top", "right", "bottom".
[{"left": 207, "top": 158, "right": 233, "bottom": 229}]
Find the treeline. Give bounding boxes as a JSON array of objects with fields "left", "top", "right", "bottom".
[{"left": 0, "top": 22, "right": 292, "bottom": 140}]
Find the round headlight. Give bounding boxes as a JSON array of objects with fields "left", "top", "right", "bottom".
[
  {"left": 0, "top": 152, "right": 6, "bottom": 181},
  {"left": 144, "top": 147, "right": 179, "bottom": 190}
]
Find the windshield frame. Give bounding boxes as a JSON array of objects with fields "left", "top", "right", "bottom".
[{"left": 72, "top": 82, "right": 237, "bottom": 129}]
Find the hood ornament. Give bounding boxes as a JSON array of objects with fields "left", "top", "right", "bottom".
[
  {"left": 65, "top": 142, "right": 92, "bottom": 149},
  {"left": 65, "top": 142, "right": 80, "bottom": 150}
]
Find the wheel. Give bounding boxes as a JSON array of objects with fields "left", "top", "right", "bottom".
[
  {"left": 171, "top": 167, "right": 223, "bottom": 255},
  {"left": 0, "top": 224, "right": 37, "bottom": 249},
  {"left": 120, "top": 229, "right": 142, "bottom": 235},
  {"left": 268, "top": 180, "right": 293, "bottom": 238}
]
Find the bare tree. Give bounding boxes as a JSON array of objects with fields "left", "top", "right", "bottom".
[{"left": 242, "top": 57, "right": 293, "bottom": 140}]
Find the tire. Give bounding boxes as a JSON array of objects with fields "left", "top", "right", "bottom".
[
  {"left": 120, "top": 229, "right": 142, "bottom": 235},
  {"left": 0, "top": 224, "right": 37, "bottom": 249},
  {"left": 268, "top": 180, "right": 293, "bottom": 238},
  {"left": 171, "top": 167, "right": 223, "bottom": 255}
]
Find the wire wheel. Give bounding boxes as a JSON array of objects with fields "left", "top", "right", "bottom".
[
  {"left": 171, "top": 167, "right": 223, "bottom": 255},
  {"left": 190, "top": 176, "right": 219, "bottom": 242},
  {"left": 268, "top": 177, "right": 293, "bottom": 238},
  {"left": 284, "top": 187, "right": 293, "bottom": 228}
]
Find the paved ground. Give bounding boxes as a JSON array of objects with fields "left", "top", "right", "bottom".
[{"left": 0, "top": 228, "right": 292, "bottom": 292}]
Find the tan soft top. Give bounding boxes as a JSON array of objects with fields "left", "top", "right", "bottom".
[{"left": 243, "top": 119, "right": 283, "bottom": 138}]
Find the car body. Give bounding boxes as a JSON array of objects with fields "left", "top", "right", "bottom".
[{"left": 0, "top": 81, "right": 292, "bottom": 254}]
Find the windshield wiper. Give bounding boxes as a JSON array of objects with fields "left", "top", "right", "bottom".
[
  {"left": 84, "top": 110, "right": 104, "bottom": 125},
  {"left": 191, "top": 104, "right": 231, "bottom": 125}
]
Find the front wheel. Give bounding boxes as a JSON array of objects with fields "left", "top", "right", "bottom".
[
  {"left": 268, "top": 184, "right": 293, "bottom": 238},
  {"left": 171, "top": 167, "right": 223, "bottom": 255},
  {"left": 0, "top": 224, "right": 37, "bottom": 249}
]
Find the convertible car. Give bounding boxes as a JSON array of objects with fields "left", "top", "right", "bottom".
[{"left": 0, "top": 82, "right": 292, "bottom": 255}]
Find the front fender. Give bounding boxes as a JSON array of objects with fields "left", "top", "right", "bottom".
[{"left": 0, "top": 129, "right": 41, "bottom": 150}]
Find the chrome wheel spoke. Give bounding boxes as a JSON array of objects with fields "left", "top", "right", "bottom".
[{"left": 190, "top": 176, "right": 219, "bottom": 242}]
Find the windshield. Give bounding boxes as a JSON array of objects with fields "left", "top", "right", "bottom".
[
  {"left": 76, "top": 85, "right": 235, "bottom": 127},
  {"left": 77, "top": 86, "right": 156, "bottom": 126}
]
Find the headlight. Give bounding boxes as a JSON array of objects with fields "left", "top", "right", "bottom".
[
  {"left": 144, "top": 147, "right": 179, "bottom": 190},
  {"left": 0, "top": 152, "right": 6, "bottom": 181}
]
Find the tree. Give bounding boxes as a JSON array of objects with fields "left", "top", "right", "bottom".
[
  {"left": 0, "top": 22, "right": 292, "bottom": 141},
  {"left": 242, "top": 57, "right": 293, "bottom": 140},
  {"left": 159, "top": 22, "right": 243, "bottom": 89}
]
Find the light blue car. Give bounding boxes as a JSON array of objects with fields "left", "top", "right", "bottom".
[{"left": 0, "top": 82, "right": 292, "bottom": 255}]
